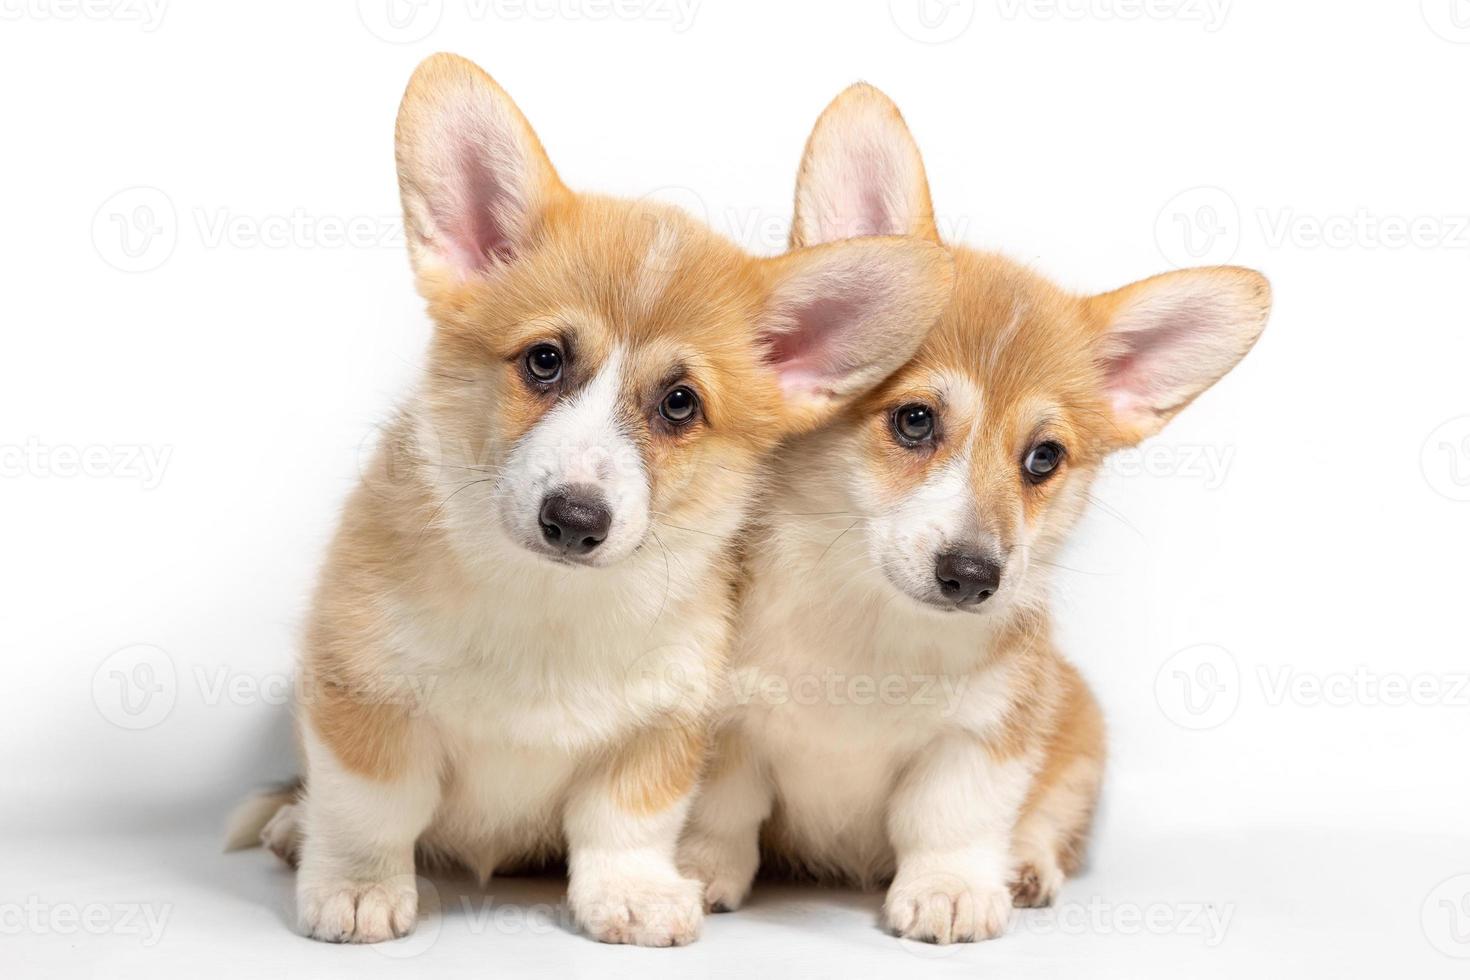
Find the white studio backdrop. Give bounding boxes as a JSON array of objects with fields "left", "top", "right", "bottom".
[{"left": 1, "top": 2, "right": 1467, "bottom": 976}]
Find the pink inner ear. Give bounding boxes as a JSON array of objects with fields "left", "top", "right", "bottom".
[
  {"left": 814, "top": 147, "right": 904, "bottom": 242},
  {"left": 848, "top": 155, "right": 900, "bottom": 236},
  {"left": 1104, "top": 300, "right": 1233, "bottom": 420},
  {"left": 422, "top": 112, "right": 530, "bottom": 276},
  {"left": 765, "top": 294, "right": 865, "bottom": 395}
]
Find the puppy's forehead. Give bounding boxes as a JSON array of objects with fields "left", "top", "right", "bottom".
[
  {"left": 554, "top": 199, "right": 754, "bottom": 326},
  {"left": 625, "top": 217, "right": 690, "bottom": 324},
  {"left": 927, "top": 250, "right": 1099, "bottom": 390},
  {"left": 934, "top": 369, "right": 982, "bottom": 411}
]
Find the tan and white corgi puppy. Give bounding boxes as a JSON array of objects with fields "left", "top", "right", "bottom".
[
  {"left": 227, "top": 57, "right": 954, "bottom": 947},
  {"left": 678, "top": 84, "right": 1271, "bottom": 944}
]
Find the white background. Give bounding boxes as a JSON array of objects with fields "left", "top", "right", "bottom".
[{"left": 2, "top": 1, "right": 1467, "bottom": 976}]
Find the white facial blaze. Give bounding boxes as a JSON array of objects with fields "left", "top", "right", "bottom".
[
  {"left": 871, "top": 452, "right": 974, "bottom": 604},
  {"left": 498, "top": 345, "right": 651, "bottom": 564},
  {"left": 858, "top": 372, "right": 1017, "bottom": 609}
]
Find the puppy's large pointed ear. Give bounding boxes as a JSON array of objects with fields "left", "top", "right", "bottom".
[
  {"left": 759, "top": 237, "right": 953, "bottom": 431},
  {"left": 1087, "top": 266, "right": 1271, "bottom": 446},
  {"left": 790, "top": 83, "right": 939, "bottom": 249},
  {"left": 395, "top": 53, "right": 567, "bottom": 296}
]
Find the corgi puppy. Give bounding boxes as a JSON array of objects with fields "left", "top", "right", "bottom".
[
  {"left": 678, "top": 84, "right": 1271, "bottom": 944},
  {"left": 227, "top": 57, "right": 954, "bottom": 947}
]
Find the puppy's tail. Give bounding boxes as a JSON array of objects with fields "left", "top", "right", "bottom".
[{"left": 223, "top": 779, "right": 302, "bottom": 852}]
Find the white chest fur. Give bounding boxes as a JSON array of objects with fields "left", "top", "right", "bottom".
[
  {"left": 725, "top": 488, "right": 1020, "bottom": 882},
  {"left": 381, "top": 534, "right": 728, "bottom": 868}
]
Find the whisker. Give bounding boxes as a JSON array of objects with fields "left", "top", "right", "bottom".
[
  {"left": 806, "top": 519, "right": 861, "bottom": 577},
  {"left": 417, "top": 477, "right": 499, "bottom": 542}
]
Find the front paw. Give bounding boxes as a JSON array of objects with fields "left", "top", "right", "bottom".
[
  {"left": 298, "top": 875, "right": 418, "bottom": 944},
  {"left": 570, "top": 872, "right": 703, "bottom": 946},
  {"left": 884, "top": 871, "right": 1011, "bottom": 944},
  {"left": 1009, "top": 857, "right": 1064, "bottom": 908},
  {"left": 678, "top": 832, "right": 758, "bottom": 913}
]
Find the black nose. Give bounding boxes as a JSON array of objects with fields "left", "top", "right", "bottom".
[
  {"left": 934, "top": 552, "right": 1002, "bottom": 606},
  {"left": 538, "top": 488, "right": 612, "bottom": 555}
]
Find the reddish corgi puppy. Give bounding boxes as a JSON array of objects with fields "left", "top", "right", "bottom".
[
  {"left": 679, "top": 84, "right": 1270, "bottom": 944},
  {"left": 227, "top": 58, "right": 953, "bottom": 947}
]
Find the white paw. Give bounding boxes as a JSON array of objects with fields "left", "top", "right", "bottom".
[
  {"left": 298, "top": 876, "right": 418, "bottom": 944},
  {"left": 570, "top": 872, "right": 704, "bottom": 946},
  {"left": 884, "top": 872, "right": 1011, "bottom": 944},
  {"left": 261, "top": 803, "right": 301, "bottom": 867},
  {"left": 678, "top": 832, "right": 758, "bottom": 913},
  {"left": 1009, "top": 855, "right": 1065, "bottom": 908}
]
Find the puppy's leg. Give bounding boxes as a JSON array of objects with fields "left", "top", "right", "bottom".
[
  {"left": 261, "top": 801, "right": 302, "bottom": 867},
  {"left": 678, "top": 727, "right": 771, "bottom": 912},
  {"left": 564, "top": 725, "right": 706, "bottom": 947},
  {"left": 884, "top": 734, "right": 1031, "bottom": 944},
  {"left": 1010, "top": 667, "right": 1104, "bottom": 908},
  {"left": 295, "top": 710, "right": 439, "bottom": 944}
]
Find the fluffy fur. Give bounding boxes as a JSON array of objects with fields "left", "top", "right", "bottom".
[
  {"left": 231, "top": 58, "right": 954, "bottom": 947},
  {"left": 678, "top": 83, "right": 1271, "bottom": 944}
]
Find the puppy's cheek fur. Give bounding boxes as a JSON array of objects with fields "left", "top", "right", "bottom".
[
  {"left": 646, "top": 425, "right": 770, "bottom": 543},
  {"left": 417, "top": 358, "right": 524, "bottom": 478},
  {"left": 492, "top": 370, "right": 555, "bottom": 451},
  {"left": 1021, "top": 462, "right": 1096, "bottom": 556}
]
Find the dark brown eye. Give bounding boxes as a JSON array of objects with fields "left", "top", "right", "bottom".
[
  {"left": 1024, "top": 441, "right": 1065, "bottom": 482},
  {"left": 893, "top": 403, "right": 935, "bottom": 445},
  {"left": 526, "top": 344, "right": 562, "bottom": 383},
  {"left": 659, "top": 386, "right": 698, "bottom": 425}
]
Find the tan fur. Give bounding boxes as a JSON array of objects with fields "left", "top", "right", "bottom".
[
  {"left": 680, "top": 83, "right": 1270, "bottom": 941},
  {"left": 818, "top": 88, "right": 1260, "bottom": 892},
  {"left": 302, "top": 199, "right": 949, "bottom": 786},
  {"left": 608, "top": 725, "right": 708, "bottom": 816},
  {"left": 298, "top": 477, "right": 425, "bottom": 782},
  {"left": 1019, "top": 661, "right": 1105, "bottom": 876},
  {"left": 253, "top": 56, "right": 955, "bottom": 948}
]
